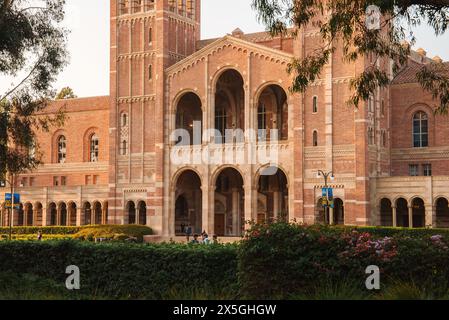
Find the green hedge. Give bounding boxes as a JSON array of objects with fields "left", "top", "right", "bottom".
[
  {"left": 0, "top": 226, "right": 81, "bottom": 235},
  {"left": 0, "top": 241, "right": 238, "bottom": 299},
  {"left": 238, "top": 223, "right": 449, "bottom": 299},
  {"left": 74, "top": 225, "right": 153, "bottom": 243}
]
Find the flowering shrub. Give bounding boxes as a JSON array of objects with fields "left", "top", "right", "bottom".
[{"left": 239, "top": 223, "right": 449, "bottom": 299}]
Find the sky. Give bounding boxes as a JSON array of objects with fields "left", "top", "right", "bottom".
[{"left": 2, "top": 0, "right": 449, "bottom": 98}]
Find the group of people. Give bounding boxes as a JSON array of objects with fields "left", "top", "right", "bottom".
[{"left": 182, "top": 224, "right": 218, "bottom": 244}]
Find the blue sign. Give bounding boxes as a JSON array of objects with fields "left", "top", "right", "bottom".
[
  {"left": 321, "top": 188, "right": 334, "bottom": 208},
  {"left": 5, "top": 193, "right": 20, "bottom": 209}
]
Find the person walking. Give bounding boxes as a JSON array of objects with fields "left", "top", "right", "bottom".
[
  {"left": 37, "top": 230, "right": 42, "bottom": 241},
  {"left": 185, "top": 224, "right": 192, "bottom": 242}
]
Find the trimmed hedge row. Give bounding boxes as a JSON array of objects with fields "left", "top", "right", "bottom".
[
  {"left": 0, "top": 241, "right": 238, "bottom": 299},
  {"left": 73, "top": 225, "right": 153, "bottom": 242},
  {"left": 238, "top": 223, "right": 449, "bottom": 299},
  {"left": 0, "top": 226, "right": 81, "bottom": 235}
]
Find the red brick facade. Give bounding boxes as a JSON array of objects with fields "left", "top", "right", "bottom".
[{"left": 1, "top": 0, "right": 448, "bottom": 234}]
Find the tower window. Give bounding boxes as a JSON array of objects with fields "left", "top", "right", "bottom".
[
  {"left": 121, "top": 112, "right": 128, "bottom": 127},
  {"left": 90, "top": 134, "right": 99, "bottom": 162},
  {"left": 57, "top": 135, "right": 66, "bottom": 164},
  {"left": 149, "top": 27, "right": 153, "bottom": 44},
  {"left": 413, "top": 111, "right": 429, "bottom": 148},
  {"left": 148, "top": 64, "right": 153, "bottom": 80},
  {"left": 312, "top": 130, "right": 318, "bottom": 147},
  {"left": 423, "top": 164, "right": 432, "bottom": 177},
  {"left": 312, "top": 96, "right": 318, "bottom": 113},
  {"left": 121, "top": 140, "right": 128, "bottom": 155}
]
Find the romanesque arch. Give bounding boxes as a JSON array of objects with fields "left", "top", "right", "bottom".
[
  {"left": 174, "top": 170, "right": 202, "bottom": 235},
  {"left": 379, "top": 198, "right": 393, "bottom": 227},
  {"left": 256, "top": 166, "right": 289, "bottom": 223},
  {"left": 214, "top": 167, "right": 244, "bottom": 237},
  {"left": 48, "top": 203, "right": 57, "bottom": 226},
  {"left": 59, "top": 202, "right": 68, "bottom": 226},
  {"left": 411, "top": 197, "right": 425, "bottom": 228},
  {"left": 83, "top": 202, "right": 92, "bottom": 225},
  {"left": 24, "top": 203, "right": 33, "bottom": 226},
  {"left": 138, "top": 201, "right": 147, "bottom": 225},
  {"left": 395, "top": 198, "right": 409, "bottom": 227},
  {"left": 436, "top": 197, "right": 449, "bottom": 228},
  {"left": 126, "top": 201, "right": 136, "bottom": 225},
  {"left": 93, "top": 202, "right": 102, "bottom": 225},
  {"left": 175, "top": 92, "right": 202, "bottom": 146},
  {"left": 256, "top": 84, "right": 288, "bottom": 141},
  {"left": 214, "top": 69, "right": 245, "bottom": 144},
  {"left": 334, "top": 198, "right": 344, "bottom": 225}
]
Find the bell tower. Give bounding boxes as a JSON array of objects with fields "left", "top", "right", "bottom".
[{"left": 108, "top": 0, "right": 201, "bottom": 233}]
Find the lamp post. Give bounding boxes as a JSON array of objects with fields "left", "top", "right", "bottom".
[
  {"left": 317, "top": 170, "right": 334, "bottom": 225},
  {"left": 5, "top": 172, "right": 16, "bottom": 241}
]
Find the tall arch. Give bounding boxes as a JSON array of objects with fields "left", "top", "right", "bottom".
[
  {"left": 214, "top": 69, "right": 245, "bottom": 144},
  {"left": 59, "top": 202, "right": 68, "bottom": 226},
  {"left": 126, "top": 201, "right": 136, "bottom": 224},
  {"left": 214, "top": 167, "right": 244, "bottom": 237},
  {"left": 395, "top": 198, "right": 409, "bottom": 227},
  {"left": 24, "top": 203, "right": 33, "bottom": 226},
  {"left": 436, "top": 197, "right": 449, "bottom": 228},
  {"left": 174, "top": 170, "right": 202, "bottom": 235},
  {"left": 93, "top": 202, "right": 102, "bottom": 225},
  {"left": 174, "top": 92, "right": 202, "bottom": 146},
  {"left": 412, "top": 198, "right": 425, "bottom": 228},
  {"left": 334, "top": 198, "right": 344, "bottom": 225},
  {"left": 379, "top": 198, "right": 393, "bottom": 227},
  {"left": 48, "top": 203, "right": 57, "bottom": 226},
  {"left": 83, "top": 202, "right": 92, "bottom": 225},
  {"left": 256, "top": 84, "right": 288, "bottom": 141},
  {"left": 138, "top": 201, "right": 147, "bottom": 225},
  {"left": 256, "top": 166, "right": 289, "bottom": 223}
]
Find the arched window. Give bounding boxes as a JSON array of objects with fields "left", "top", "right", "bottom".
[
  {"left": 413, "top": 112, "right": 429, "bottom": 148},
  {"left": 148, "top": 27, "right": 153, "bottom": 43},
  {"left": 121, "top": 140, "right": 128, "bottom": 155},
  {"left": 312, "top": 96, "right": 318, "bottom": 113},
  {"left": 121, "top": 112, "right": 128, "bottom": 127},
  {"left": 215, "top": 108, "right": 227, "bottom": 144},
  {"left": 90, "top": 134, "right": 99, "bottom": 162},
  {"left": 313, "top": 130, "right": 318, "bottom": 147},
  {"left": 57, "top": 136, "right": 66, "bottom": 164}
]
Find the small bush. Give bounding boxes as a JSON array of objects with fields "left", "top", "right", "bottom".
[{"left": 73, "top": 225, "right": 153, "bottom": 243}]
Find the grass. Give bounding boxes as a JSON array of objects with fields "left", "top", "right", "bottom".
[{"left": 3, "top": 271, "right": 449, "bottom": 300}]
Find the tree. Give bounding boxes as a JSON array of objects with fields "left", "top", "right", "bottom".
[
  {"left": 252, "top": 0, "right": 449, "bottom": 113},
  {"left": 0, "top": 0, "right": 68, "bottom": 184},
  {"left": 56, "top": 86, "right": 77, "bottom": 100}
]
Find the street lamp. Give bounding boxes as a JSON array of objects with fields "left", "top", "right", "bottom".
[
  {"left": 3, "top": 172, "right": 17, "bottom": 241},
  {"left": 317, "top": 170, "right": 334, "bottom": 225}
]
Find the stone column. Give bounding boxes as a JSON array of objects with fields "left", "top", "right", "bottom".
[
  {"left": 408, "top": 205, "right": 413, "bottom": 229},
  {"left": 232, "top": 189, "right": 239, "bottom": 236},
  {"left": 425, "top": 205, "right": 436, "bottom": 228},
  {"left": 136, "top": 208, "right": 140, "bottom": 225},
  {"left": 202, "top": 185, "right": 214, "bottom": 236},
  {"left": 329, "top": 207, "right": 334, "bottom": 225},
  {"left": 56, "top": 206, "right": 61, "bottom": 226},
  {"left": 273, "top": 191, "right": 280, "bottom": 221},
  {"left": 392, "top": 206, "right": 397, "bottom": 227},
  {"left": 244, "top": 181, "right": 254, "bottom": 231},
  {"left": 76, "top": 207, "right": 82, "bottom": 226}
]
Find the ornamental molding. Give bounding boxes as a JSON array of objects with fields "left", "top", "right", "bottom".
[
  {"left": 166, "top": 35, "right": 294, "bottom": 78},
  {"left": 117, "top": 95, "right": 156, "bottom": 104}
]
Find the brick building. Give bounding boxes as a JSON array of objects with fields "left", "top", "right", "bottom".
[{"left": 1, "top": 0, "right": 449, "bottom": 236}]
